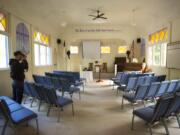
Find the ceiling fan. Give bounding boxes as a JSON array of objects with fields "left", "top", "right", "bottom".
[{"left": 89, "top": 10, "right": 107, "bottom": 20}]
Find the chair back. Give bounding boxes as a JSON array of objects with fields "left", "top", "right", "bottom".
[
  {"left": 152, "top": 94, "right": 173, "bottom": 123},
  {"left": 157, "top": 75, "right": 166, "bottom": 82},
  {"left": 44, "top": 86, "right": 57, "bottom": 105},
  {"left": 0, "top": 99, "right": 11, "bottom": 121},
  {"left": 24, "top": 81, "right": 31, "bottom": 96},
  {"left": 146, "top": 82, "right": 160, "bottom": 99},
  {"left": 134, "top": 84, "right": 149, "bottom": 100},
  {"left": 166, "top": 80, "right": 179, "bottom": 93},
  {"left": 144, "top": 76, "right": 152, "bottom": 85},
  {"left": 165, "top": 92, "right": 180, "bottom": 117},
  {"left": 155, "top": 81, "right": 169, "bottom": 97},
  {"left": 135, "top": 76, "right": 146, "bottom": 90},
  {"left": 27, "top": 82, "right": 40, "bottom": 99},
  {"left": 125, "top": 77, "right": 137, "bottom": 92}
]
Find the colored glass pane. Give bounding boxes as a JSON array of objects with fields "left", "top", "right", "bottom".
[
  {"left": 101, "top": 46, "right": 110, "bottom": 53},
  {"left": 0, "top": 13, "right": 7, "bottom": 31},
  {"left": 34, "top": 31, "right": 49, "bottom": 45},
  {"left": 118, "top": 46, "right": 127, "bottom": 54}
]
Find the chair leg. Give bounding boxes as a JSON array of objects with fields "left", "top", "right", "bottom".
[
  {"left": 121, "top": 97, "right": 124, "bottom": 109},
  {"left": 148, "top": 124, "right": 153, "bottom": 135},
  {"left": 47, "top": 104, "right": 52, "bottom": 116},
  {"left": 72, "top": 103, "right": 75, "bottom": 116},
  {"left": 83, "top": 84, "right": 85, "bottom": 92},
  {"left": 38, "top": 100, "right": 42, "bottom": 111},
  {"left": 57, "top": 107, "right": 61, "bottom": 122},
  {"left": 36, "top": 118, "right": 39, "bottom": 134},
  {"left": 1, "top": 120, "right": 8, "bottom": 135},
  {"left": 23, "top": 96, "right": 27, "bottom": 104},
  {"left": 161, "top": 118, "right": 169, "bottom": 135},
  {"left": 131, "top": 115, "right": 135, "bottom": 130},
  {"left": 175, "top": 114, "right": 180, "bottom": 128},
  {"left": 79, "top": 91, "right": 81, "bottom": 100},
  {"left": 30, "top": 98, "right": 35, "bottom": 107}
]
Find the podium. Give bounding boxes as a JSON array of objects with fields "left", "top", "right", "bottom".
[{"left": 95, "top": 64, "right": 103, "bottom": 82}]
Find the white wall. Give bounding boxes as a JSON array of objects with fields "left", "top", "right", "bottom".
[{"left": 0, "top": 11, "right": 63, "bottom": 96}]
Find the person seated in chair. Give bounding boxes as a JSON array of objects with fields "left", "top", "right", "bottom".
[{"left": 141, "top": 58, "right": 151, "bottom": 73}]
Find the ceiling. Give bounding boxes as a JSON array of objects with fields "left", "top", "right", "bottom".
[{"left": 0, "top": 0, "right": 180, "bottom": 35}]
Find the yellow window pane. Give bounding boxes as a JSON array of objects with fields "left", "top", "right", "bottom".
[
  {"left": 118, "top": 46, "right": 127, "bottom": 54},
  {"left": 155, "top": 33, "right": 159, "bottom": 43},
  {"left": 151, "top": 34, "right": 155, "bottom": 44},
  {"left": 101, "top": 46, "right": 110, "bottom": 54},
  {"left": 0, "top": 13, "right": 7, "bottom": 31},
  {"left": 160, "top": 31, "right": 165, "bottom": 41}
]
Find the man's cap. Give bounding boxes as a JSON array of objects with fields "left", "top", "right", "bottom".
[{"left": 14, "top": 51, "right": 26, "bottom": 57}]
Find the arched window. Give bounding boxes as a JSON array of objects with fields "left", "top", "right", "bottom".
[
  {"left": 0, "top": 12, "right": 9, "bottom": 69},
  {"left": 16, "top": 23, "right": 30, "bottom": 54}
]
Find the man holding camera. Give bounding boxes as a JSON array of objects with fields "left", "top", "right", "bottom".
[{"left": 9, "top": 51, "right": 28, "bottom": 104}]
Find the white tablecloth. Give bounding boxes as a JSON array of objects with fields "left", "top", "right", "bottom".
[{"left": 81, "top": 71, "right": 93, "bottom": 82}]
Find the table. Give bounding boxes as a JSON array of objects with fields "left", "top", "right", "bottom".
[{"left": 81, "top": 71, "right": 93, "bottom": 83}]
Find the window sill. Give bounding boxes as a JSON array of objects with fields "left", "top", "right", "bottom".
[{"left": 0, "top": 67, "right": 10, "bottom": 71}]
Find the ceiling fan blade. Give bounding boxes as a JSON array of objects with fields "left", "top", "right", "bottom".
[
  {"left": 100, "top": 17, "right": 107, "bottom": 19},
  {"left": 89, "top": 15, "right": 97, "bottom": 17},
  {"left": 99, "top": 13, "right": 104, "bottom": 17}
]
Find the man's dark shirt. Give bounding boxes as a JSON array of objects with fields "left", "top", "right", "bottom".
[{"left": 9, "top": 59, "right": 28, "bottom": 81}]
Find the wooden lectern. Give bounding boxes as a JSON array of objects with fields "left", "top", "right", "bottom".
[{"left": 95, "top": 64, "right": 103, "bottom": 82}]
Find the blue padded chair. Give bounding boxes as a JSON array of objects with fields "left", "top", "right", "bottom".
[
  {"left": 23, "top": 81, "right": 33, "bottom": 104},
  {"left": 135, "top": 76, "right": 146, "bottom": 90},
  {"left": 132, "top": 94, "right": 173, "bottom": 135},
  {"left": 166, "top": 80, "right": 179, "bottom": 93},
  {"left": 164, "top": 92, "right": 180, "bottom": 129},
  {"left": 0, "top": 97, "right": 38, "bottom": 135},
  {"left": 144, "top": 76, "right": 152, "bottom": 85},
  {"left": 26, "top": 82, "right": 40, "bottom": 107},
  {"left": 117, "top": 77, "right": 137, "bottom": 94},
  {"left": 33, "top": 84, "right": 49, "bottom": 111},
  {"left": 174, "top": 80, "right": 180, "bottom": 92},
  {"left": 122, "top": 84, "right": 149, "bottom": 109},
  {"left": 112, "top": 72, "right": 124, "bottom": 90},
  {"left": 43, "top": 86, "right": 74, "bottom": 122},
  {"left": 145, "top": 82, "right": 161, "bottom": 101},
  {"left": 59, "top": 78, "right": 81, "bottom": 99},
  {"left": 157, "top": 75, "right": 166, "bottom": 82},
  {"left": 155, "top": 81, "right": 169, "bottom": 98}
]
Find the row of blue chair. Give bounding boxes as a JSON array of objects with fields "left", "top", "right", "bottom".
[
  {"left": 132, "top": 92, "right": 180, "bottom": 135},
  {"left": 0, "top": 96, "right": 38, "bottom": 135},
  {"left": 24, "top": 81, "right": 74, "bottom": 122},
  {"left": 117, "top": 76, "right": 154, "bottom": 95},
  {"left": 112, "top": 71, "right": 156, "bottom": 90},
  {"left": 46, "top": 72, "right": 85, "bottom": 91},
  {"left": 122, "top": 80, "right": 180, "bottom": 109},
  {"left": 32, "top": 75, "right": 81, "bottom": 99}
]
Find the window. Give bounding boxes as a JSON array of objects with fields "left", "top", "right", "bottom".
[
  {"left": 101, "top": 46, "right": 110, "bottom": 54},
  {"left": 33, "top": 31, "right": 51, "bottom": 66},
  {"left": 0, "top": 12, "right": 9, "bottom": 69},
  {"left": 147, "top": 28, "right": 167, "bottom": 67},
  {"left": 70, "top": 46, "right": 78, "bottom": 54},
  {"left": 118, "top": 46, "right": 127, "bottom": 54}
]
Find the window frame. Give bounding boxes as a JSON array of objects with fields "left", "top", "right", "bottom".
[
  {"left": 33, "top": 31, "right": 52, "bottom": 67},
  {"left": 0, "top": 11, "right": 9, "bottom": 70}
]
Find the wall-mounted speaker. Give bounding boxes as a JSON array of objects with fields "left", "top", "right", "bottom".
[
  {"left": 57, "top": 38, "right": 61, "bottom": 44},
  {"left": 137, "top": 38, "right": 141, "bottom": 43}
]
